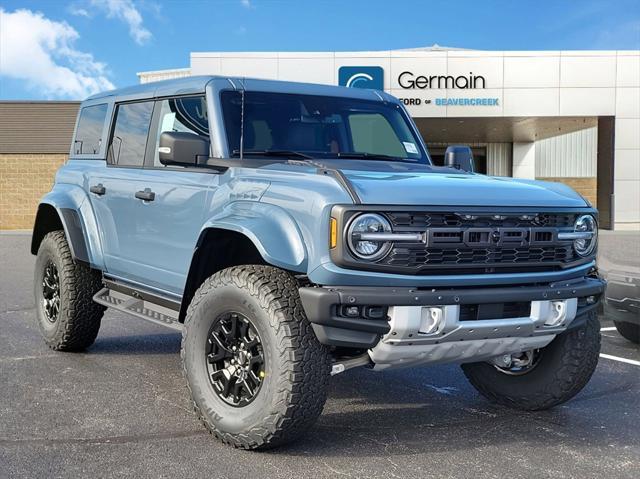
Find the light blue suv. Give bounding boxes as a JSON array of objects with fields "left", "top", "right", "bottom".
[{"left": 32, "top": 76, "right": 605, "bottom": 449}]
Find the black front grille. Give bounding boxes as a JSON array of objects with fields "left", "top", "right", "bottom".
[
  {"left": 378, "top": 212, "right": 580, "bottom": 274},
  {"left": 385, "top": 245, "right": 576, "bottom": 267}
]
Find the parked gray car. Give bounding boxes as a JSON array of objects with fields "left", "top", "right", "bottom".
[
  {"left": 32, "top": 76, "right": 605, "bottom": 449},
  {"left": 599, "top": 231, "right": 640, "bottom": 343}
]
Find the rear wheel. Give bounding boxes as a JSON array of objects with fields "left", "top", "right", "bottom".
[
  {"left": 614, "top": 320, "right": 640, "bottom": 344},
  {"left": 461, "top": 311, "right": 600, "bottom": 410},
  {"left": 181, "top": 265, "right": 331, "bottom": 449},
  {"left": 34, "top": 231, "right": 105, "bottom": 351}
]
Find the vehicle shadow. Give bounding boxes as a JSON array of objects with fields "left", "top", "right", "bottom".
[
  {"left": 88, "top": 332, "right": 182, "bottom": 355},
  {"left": 271, "top": 364, "right": 638, "bottom": 457}
]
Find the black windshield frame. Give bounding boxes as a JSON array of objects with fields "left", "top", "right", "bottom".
[{"left": 220, "top": 90, "right": 431, "bottom": 164}]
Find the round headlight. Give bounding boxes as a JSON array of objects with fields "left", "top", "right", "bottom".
[
  {"left": 347, "top": 213, "right": 392, "bottom": 260},
  {"left": 573, "top": 214, "right": 597, "bottom": 257}
]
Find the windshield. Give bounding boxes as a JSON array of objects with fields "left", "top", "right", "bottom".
[{"left": 220, "top": 91, "right": 429, "bottom": 163}]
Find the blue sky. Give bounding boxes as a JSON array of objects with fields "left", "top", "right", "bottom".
[{"left": 1, "top": 0, "right": 639, "bottom": 100}]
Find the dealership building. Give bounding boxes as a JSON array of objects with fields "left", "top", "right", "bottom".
[{"left": 139, "top": 46, "right": 640, "bottom": 231}]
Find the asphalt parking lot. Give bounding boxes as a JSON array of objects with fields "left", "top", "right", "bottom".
[{"left": 1, "top": 232, "right": 638, "bottom": 479}]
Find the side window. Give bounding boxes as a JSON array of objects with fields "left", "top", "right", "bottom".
[
  {"left": 108, "top": 101, "right": 154, "bottom": 167},
  {"left": 153, "top": 96, "right": 209, "bottom": 167},
  {"left": 348, "top": 113, "right": 406, "bottom": 158},
  {"left": 73, "top": 103, "right": 108, "bottom": 155}
]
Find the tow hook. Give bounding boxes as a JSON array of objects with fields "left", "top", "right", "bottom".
[{"left": 330, "top": 354, "right": 372, "bottom": 376}]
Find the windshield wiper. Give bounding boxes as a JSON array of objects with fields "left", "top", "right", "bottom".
[
  {"left": 232, "top": 149, "right": 313, "bottom": 160},
  {"left": 336, "top": 152, "right": 415, "bottom": 162}
]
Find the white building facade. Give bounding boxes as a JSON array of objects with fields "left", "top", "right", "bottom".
[{"left": 138, "top": 48, "right": 640, "bottom": 230}]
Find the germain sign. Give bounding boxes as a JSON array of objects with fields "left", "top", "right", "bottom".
[
  {"left": 394, "top": 70, "right": 498, "bottom": 108},
  {"left": 338, "top": 66, "right": 498, "bottom": 107},
  {"left": 397, "top": 71, "right": 486, "bottom": 89}
]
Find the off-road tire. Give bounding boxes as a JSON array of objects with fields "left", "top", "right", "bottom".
[
  {"left": 34, "top": 230, "right": 105, "bottom": 351},
  {"left": 461, "top": 311, "right": 600, "bottom": 411},
  {"left": 614, "top": 320, "right": 640, "bottom": 344},
  {"left": 181, "top": 265, "right": 331, "bottom": 450}
]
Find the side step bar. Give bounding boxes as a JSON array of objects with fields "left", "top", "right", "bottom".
[{"left": 93, "top": 284, "right": 182, "bottom": 331}]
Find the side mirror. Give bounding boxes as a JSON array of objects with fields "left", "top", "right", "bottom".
[
  {"left": 444, "top": 145, "right": 475, "bottom": 173},
  {"left": 159, "top": 131, "right": 209, "bottom": 167}
]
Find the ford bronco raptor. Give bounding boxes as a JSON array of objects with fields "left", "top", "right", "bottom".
[{"left": 32, "top": 76, "right": 605, "bottom": 449}]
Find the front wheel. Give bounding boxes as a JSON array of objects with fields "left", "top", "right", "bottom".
[
  {"left": 181, "top": 265, "right": 331, "bottom": 450},
  {"left": 461, "top": 311, "right": 600, "bottom": 411}
]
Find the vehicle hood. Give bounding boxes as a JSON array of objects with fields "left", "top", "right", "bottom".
[
  {"left": 253, "top": 159, "right": 588, "bottom": 208},
  {"left": 340, "top": 169, "right": 588, "bottom": 208}
]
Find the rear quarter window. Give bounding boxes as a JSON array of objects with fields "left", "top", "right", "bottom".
[{"left": 73, "top": 104, "right": 108, "bottom": 155}]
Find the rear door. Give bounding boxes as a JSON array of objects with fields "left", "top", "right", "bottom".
[{"left": 87, "top": 100, "right": 156, "bottom": 286}]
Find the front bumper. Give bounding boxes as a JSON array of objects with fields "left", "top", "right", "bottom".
[{"left": 299, "top": 276, "right": 606, "bottom": 350}]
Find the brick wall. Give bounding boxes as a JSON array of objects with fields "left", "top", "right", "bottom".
[
  {"left": 537, "top": 177, "right": 598, "bottom": 208},
  {"left": 0, "top": 154, "right": 66, "bottom": 230}
]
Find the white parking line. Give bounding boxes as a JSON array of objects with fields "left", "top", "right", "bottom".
[
  {"left": 599, "top": 353, "right": 640, "bottom": 367},
  {"left": 600, "top": 327, "right": 618, "bottom": 331}
]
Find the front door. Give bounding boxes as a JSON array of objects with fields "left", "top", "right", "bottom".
[{"left": 129, "top": 96, "right": 216, "bottom": 294}]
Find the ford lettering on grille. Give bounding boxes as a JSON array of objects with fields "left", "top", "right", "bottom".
[{"left": 424, "top": 227, "right": 558, "bottom": 248}]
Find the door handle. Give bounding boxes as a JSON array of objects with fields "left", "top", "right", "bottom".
[
  {"left": 90, "top": 184, "right": 106, "bottom": 196},
  {"left": 135, "top": 188, "right": 155, "bottom": 202}
]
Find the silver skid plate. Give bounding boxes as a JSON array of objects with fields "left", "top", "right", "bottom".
[{"left": 369, "top": 299, "right": 577, "bottom": 371}]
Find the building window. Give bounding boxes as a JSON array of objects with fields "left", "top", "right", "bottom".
[{"left": 73, "top": 103, "right": 108, "bottom": 155}]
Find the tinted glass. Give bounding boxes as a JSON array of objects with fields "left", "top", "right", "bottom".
[
  {"left": 220, "top": 91, "right": 426, "bottom": 162},
  {"left": 108, "top": 102, "right": 153, "bottom": 166},
  {"left": 153, "top": 96, "right": 209, "bottom": 167},
  {"left": 73, "top": 104, "right": 108, "bottom": 155},
  {"left": 349, "top": 113, "right": 407, "bottom": 158}
]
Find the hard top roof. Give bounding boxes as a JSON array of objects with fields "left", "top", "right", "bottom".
[{"left": 85, "top": 75, "right": 395, "bottom": 103}]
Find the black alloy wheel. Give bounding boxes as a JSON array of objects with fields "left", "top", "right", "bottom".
[
  {"left": 206, "top": 312, "right": 265, "bottom": 407},
  {"left": 42, "top": 261, "right": 60, "bottom": 323}
]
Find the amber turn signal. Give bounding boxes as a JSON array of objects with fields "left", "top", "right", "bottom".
[{"left": 330, "top": 217, "right": 337, "bottom": 249}]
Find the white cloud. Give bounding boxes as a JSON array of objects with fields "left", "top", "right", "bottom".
[
  {"left": 240, "top": 0, "right": 253, "bottom": 9},
  {"left": 0, "top": 8, "right": 115, "bottom": 99},
  {"left": 89, "top": 0, "right": 152, "bottom": 45},
  {"left": 68, "top": 5, "right": 91, "bottom": 17}
]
